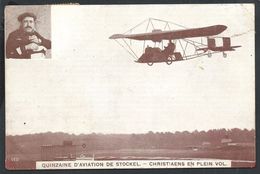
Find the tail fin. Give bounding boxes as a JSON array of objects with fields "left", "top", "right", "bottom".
[
  {"left": 223, "top": 37, "right": 231, "bottom": 48},
  {"left": 208, "top": 38, "right": 216, "bottom": 49}
]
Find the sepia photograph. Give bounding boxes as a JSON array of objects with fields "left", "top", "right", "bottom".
[
  {"left": 5, "top": 4, "right": 255, "bottom": 170},
  {"left": 5, "top": 6, "right": 51, "bottom": 59}
]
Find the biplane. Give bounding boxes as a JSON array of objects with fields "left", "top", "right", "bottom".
[{"left": 109, "top": 18, "right": 241, "bottom": 66}]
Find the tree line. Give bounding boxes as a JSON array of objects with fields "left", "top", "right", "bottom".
[{"left": 6, "top": 128, "right": 255, "bottom": 154}]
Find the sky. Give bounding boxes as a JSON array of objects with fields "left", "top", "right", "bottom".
[{"left": 5, "top": 4, "right": 255, "bottom": 135}]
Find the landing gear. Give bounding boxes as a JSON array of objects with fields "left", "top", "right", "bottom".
[
  {"left": 166, "top": 56, "right": 173, "bottom": 65},
  {"left": 147, "top": 62, "right": 153, "bottom": 66},
  {"left": 208, "top": 51, "right": 212, "bottom": 58},
  {"left": 223, "top": 52, "right": 227, "bottom": 58}
]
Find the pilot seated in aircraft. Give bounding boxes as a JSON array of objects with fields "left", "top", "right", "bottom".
[
  {"left": 6, "top": 12, "right": 51, "bottom": 59},
  {"left": 162, "top": 41, "right": 175, "bottom": 56}
]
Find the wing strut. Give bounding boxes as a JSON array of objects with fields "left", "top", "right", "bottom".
[
  {"left": 122, "top": 39, "right": 139, "bottom": 59},
  {"left": 114, "top": 39, "right": 138, "bottom": 60}
]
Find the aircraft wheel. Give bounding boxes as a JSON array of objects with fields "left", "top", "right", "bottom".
[
  {"left": 208, "top": 52, "right": 212, "bottom": 58},
  {"left": 166, "top": 56, "right": 173, "bottom": 65},
  {"left": 147, "top": 62, "right": 153, "bottom": 66},
  {"left": 223, "top": 52, "right": 227, "bottom": 58}
]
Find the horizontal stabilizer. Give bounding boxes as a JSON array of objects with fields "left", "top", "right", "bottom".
[{"left": 196, "top": 45, "right": 241, "bottom": 52}]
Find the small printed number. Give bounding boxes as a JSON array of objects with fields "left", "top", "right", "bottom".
[{"left": 10, "top": 157, "right": 19, "bottom": 162}]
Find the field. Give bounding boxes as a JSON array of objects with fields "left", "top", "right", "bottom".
[{"left": 91, "top": 147, "right": 255, "bottom": 161}]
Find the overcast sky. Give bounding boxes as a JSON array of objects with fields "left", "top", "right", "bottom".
[{"left": 6, "top": 4, "right": 255, "bottom": 135}]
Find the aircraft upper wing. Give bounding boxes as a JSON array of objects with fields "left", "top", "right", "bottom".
[{"left": 109, "top": 25, "right": 227, "bottom": 42}]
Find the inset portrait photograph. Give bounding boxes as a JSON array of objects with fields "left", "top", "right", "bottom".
[{"left": 5, "top": 6, "right": 51, "bottom": 59}]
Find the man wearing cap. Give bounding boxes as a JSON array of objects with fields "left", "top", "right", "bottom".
[{"left": 6, "top": 12, "right": 51, "bottom": 58}]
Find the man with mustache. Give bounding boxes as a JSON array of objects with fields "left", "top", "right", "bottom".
[{"left": 6, "top": 12, "right": 51, "bottom": 58}]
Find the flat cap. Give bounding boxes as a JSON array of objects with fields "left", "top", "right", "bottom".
[{"left": 17, "top": 12, "right": 36, "bottom": 22}]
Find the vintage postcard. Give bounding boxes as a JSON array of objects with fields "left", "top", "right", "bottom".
[{"left": 5, "top": 4, "right": 255, "bottom": 170}]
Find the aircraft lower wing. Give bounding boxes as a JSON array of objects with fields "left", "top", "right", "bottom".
[{"left": 109, "top": 25, "right": 227, "bottom": 42}]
